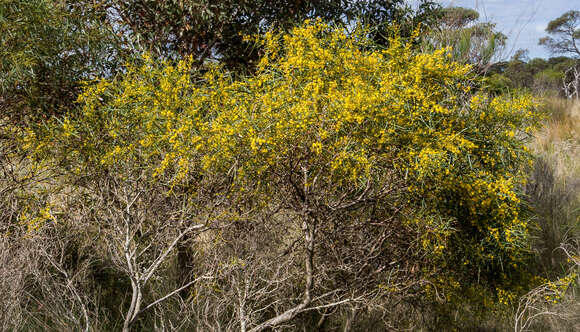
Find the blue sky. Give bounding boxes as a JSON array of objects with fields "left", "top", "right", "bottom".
[{"left": 430, "top": 0, "right": 580, "bottom": 60}]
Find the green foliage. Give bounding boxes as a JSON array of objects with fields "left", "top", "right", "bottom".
[
  {"left": 0, "top": 0, "right": 121, "bottom": 123},
  {"left": 485, "top": 73, "right": 513, "bottom": 95}
]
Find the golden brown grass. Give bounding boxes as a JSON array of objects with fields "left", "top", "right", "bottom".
[
  {"left": 516, "top": 98, "right": 580, "bottom": 331},
  {"left": 531, "top": 98, "right": 580, "bottom": 180}
]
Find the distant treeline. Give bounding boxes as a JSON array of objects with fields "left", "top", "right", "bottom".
[{"left": 487, "top": 53, "right": 578, "bottom": 96}]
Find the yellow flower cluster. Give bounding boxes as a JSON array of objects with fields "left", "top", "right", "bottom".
[
  {"left": 43, "top": 20, "right": 540, "bottom": 291},
  {"left": 19, "top": 204, "right": 57, "bottom": 233},
  {"left": 496, "top": 287, "right": 518, "bottom": 306},
  {"left": 544, "top": 273, "right": 577, "bottom": 304}
]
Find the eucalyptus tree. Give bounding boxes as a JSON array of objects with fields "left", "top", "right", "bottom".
[{"left": 422, "top": 7, "right": 506, "bottom": 73}]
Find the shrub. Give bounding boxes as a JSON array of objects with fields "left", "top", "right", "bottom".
[{"left": 27, "top": 21, "right": 542, "bottom": 329}]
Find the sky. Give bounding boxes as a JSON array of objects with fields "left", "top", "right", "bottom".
[{"left": 431, "top": 0, "right": 580, "bottom": 60}]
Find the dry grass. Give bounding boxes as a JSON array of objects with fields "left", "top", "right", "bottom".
[
  {"left": 526, "top": 98, "right": 580, "bottom": 271},
  {"left": 531, "top": 98, "right": 580, "bottom": 178},
  {"left": 515, "top": 98, "right": 580, "bottom": 331}
]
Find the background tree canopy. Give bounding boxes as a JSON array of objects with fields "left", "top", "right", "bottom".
[
  {"left": 0, "top": 0, "right": 122, "bottom": 123},
  {"left": 0, "top": 0, "right": 440, "bottom": 121},
  {"left": 540, "top": 10, "right": 580, "bottom": 58},
  {"left": 98, "top": 0, "right": 440, "bottom": 68},
  {"left": 422, "top": 6, "right": 506, "bottom": 74}
]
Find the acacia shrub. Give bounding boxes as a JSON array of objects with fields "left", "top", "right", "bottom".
[{"left": 31, "top": 21, "right": 542, "bottom": 329}]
